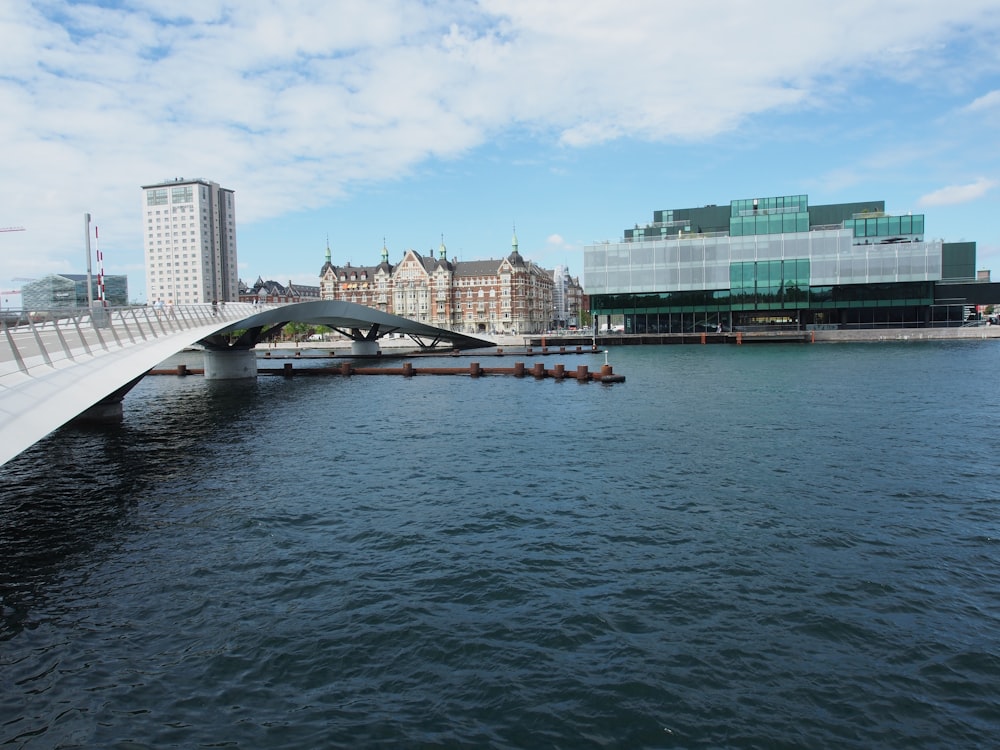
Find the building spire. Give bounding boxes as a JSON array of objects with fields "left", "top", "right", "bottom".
[
  {"left": 439, "top": 233, "right": 447, "bottom": 260},
  {"left": 325, "top": 234, "right": 331, "bottom": 264},
  {"left": 381, "top": 237, "right": 389, "bottom": 264},
  {"left": 511, "top": 222, "right": 519, "bottom": 255}
]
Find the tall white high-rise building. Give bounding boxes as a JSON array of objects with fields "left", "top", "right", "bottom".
[{"left": 141, "top": 177, "right": 239, "bottom": 304}]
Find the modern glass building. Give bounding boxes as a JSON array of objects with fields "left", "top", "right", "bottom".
[
  {"left": 584, "top": 194, "right": 987, "bottom": 333},
  {"left": 21, "top": 274, "right": 129, "bottom": 310}
]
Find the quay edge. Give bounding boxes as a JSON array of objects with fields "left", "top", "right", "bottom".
[{"left": 527, "top": 326, "right": 1000, "bottom": 346}]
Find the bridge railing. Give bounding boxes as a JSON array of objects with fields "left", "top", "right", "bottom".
[{"left": 0, "top": 302, "right": 274, "bottom": 380}]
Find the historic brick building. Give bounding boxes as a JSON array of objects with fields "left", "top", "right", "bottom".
[
  {"left": 319, "top": 233, "right": 555, "bottom": 335},
  {"left": 239, "top": 276, "right": 320, "bottom": 303}
]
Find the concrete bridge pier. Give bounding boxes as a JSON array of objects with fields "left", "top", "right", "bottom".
[
  {"left": 351, "top": 340, "right": 381, "bottom": 356},
  {"left": 203, "top": 349, "right": 258, "bottom": 380},
  {"left": 72, "top": 375, "right": 146, "bottom": 424},
  {"left": 76, "top": 399, "right": 124, "bottom": 423}
]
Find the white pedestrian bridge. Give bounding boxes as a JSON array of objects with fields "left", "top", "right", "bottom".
[{"left": 0, "top": 301, "right": 492, "bottom": 467}]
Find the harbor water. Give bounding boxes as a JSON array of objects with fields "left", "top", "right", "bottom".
[{"left": 2, "top": 342, "right": 999, "bottom": 748}]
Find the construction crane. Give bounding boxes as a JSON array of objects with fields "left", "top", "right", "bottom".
[{"left": 1, "top": 227, "right": 26, "bottom": 232}]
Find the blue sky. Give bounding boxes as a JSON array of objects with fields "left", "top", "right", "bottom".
[{"left": 1, "top": 0, "right": 998, "bottom": 306}]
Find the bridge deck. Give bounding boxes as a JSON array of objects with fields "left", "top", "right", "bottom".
[{"left": 0, "top": 301, "right": 493, "bottom": 467}]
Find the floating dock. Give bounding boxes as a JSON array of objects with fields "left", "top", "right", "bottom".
[{"left": 149, "top": 361, "right": 625, "bottom": 383}]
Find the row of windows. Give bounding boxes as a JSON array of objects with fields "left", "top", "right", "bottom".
[
  {"left": 730, "top": 212, "right": 810, "bottom": 237},
  {"left": 145, "top": 185, "right": 214, "bottom": 205},
  {"left": 147, "top": 189, "right": 168, "bottom": 205},
  {"left": 731, "top": 195, "right": 808, "bottom": 217},
  {"left": 846, "top": 214, "right": 925, "bottom": 238},
  {"left": 591, "top": 282, "right": 935, "bottom": 313}
]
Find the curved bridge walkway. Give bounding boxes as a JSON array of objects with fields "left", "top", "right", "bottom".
[
  {"left": 1, "top": 301, "right": 492, "bottom": 467},
  {"left": 0, "top": 303, "right": 276, "bottom": 467}
]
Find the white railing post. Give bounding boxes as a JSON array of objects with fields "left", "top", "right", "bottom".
[
  {"left": 69, "top": 313, "right": 94, "bottom": 356},
  {"left": 2, "top": 319, "right": 30, "bottom": 373}
]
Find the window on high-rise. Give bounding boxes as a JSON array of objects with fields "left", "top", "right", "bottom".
[{"left": 147, "top": 189, "right": 168, "bottom": 206}]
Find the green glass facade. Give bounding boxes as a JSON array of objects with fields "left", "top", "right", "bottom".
[
  {"left": 21, "top": 274, "right": 130, "bottom": 310},
  {"left": 585, "top": 193, "right": 978, "bottom": 331},
  {"left": 729, "top": 259, "right": 810, "bottom": 309},
  {"left": 729, "top": 195, "right": 809, "bottom": 237},
  {"left": 846, "top": 214, "right": 924, "bottom": 241}
]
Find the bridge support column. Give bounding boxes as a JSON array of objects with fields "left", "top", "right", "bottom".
[
  {"left": 203, "top": 349, "right": 258, "bottom": 380},
  {"left": 75, "top": 399, "right": 123, "bottom": 423},
  {"left": 351, "top": 340, "right": 380, "bottom": 356}
]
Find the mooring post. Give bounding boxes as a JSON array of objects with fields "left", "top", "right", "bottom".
[
  {"left": 470, "top": 362, "right": 481, "bottom": 377},
  {"left": 283, "top": 363, "right": 294, "bottom": 377},
  {"left": 532, "top": 363, "right": 545, "bottom": 379},
  {"left": 554, "top": 363, "right": 565, "bottom": 380},
  {"left": 576, "top": 364, "right": 589, "bottom": 381},
  {"left": 340, "top": 362, "right": 352, "bottom": 376},
  {"left": 514, "top": 362, "right": 525, "bottom": 378},
  {"left": 403, "top": 362, "right": 414, "bottom": 377}
]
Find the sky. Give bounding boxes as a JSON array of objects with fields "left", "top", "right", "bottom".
[{"left": 1, "top": 0, "right": 998, "bottom": 306}]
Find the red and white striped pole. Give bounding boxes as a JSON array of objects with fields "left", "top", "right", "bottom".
[{"left": 95, "top": 225, "right": 106, "bottom": 306}]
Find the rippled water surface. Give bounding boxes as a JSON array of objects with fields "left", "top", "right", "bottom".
[{"left": 2, "top": 342, "right": 1000, "bottom": 748}]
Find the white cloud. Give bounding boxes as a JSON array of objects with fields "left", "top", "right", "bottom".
[
  {"left": 2, "top": 0, "right": 1000, "bottom": 295},
  {"left": 918, "top": 177, "right": 998, "bottom": 207},
  {"left": 964, "top": 90, "right": 1000, "bottom": 112}
]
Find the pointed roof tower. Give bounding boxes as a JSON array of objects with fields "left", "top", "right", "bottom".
[
  {"left": 377, "top": 237, "right": 393, "bottom": 273},
  {"left": 508, "top": 223, "right": 525, "bottom": 267},
  {"left": 320, "top": 235, "right": 335, "bottom": 276}
]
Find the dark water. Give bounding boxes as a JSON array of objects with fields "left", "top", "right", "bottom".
[{"left": 2, "top": 342, "right": 999, "bottom": 748}]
